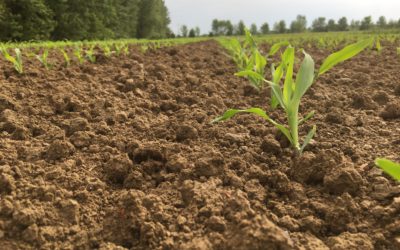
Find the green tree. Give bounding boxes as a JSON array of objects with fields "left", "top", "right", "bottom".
[
  {"left": 260, "top": 22, "right": 269, "bottom": 34},
  {"left": 377, "top": 16, "right": 387, "bottom": 29},
  {"left": 236, "top": 20, "right": 246, "bottom": 35},
  {"left": 350, "top": 20, "right": 361, "bottom": 30},
  {"left": 360, "top": 16, "right": 373, "bottom": 30},
  {"left": 250, "top": 23, "right": 258, "bottom": 35},
  {"left": 290, "top": 15, "right": 307, "bottom": 33},
  {"left": 337, "top": 17, "right": 348, "bottom": 31},
  {"left": 113, "top": 0, "right": 141, "bottom": 38},
  {"left": 0, "top": 0, "right": 172, "bottom": 41},
  {"left": 274, "top": 20, "right": 286, "bottom": 33},
  {"left": 211, "top": 19, "right": 233, "bottom": 36},
  {"left": 0, "top": 0, "right": 55, "bottom": 41},
  {"left": 137, "top": 0, "right": 170, "bottom": 38},
  {"left": 195, "top": 27, "right": 200, "bottom": 36},
  {"left": 212, "top": 19, "right": 219, "bottom": 35},
  {"left": 46, "top": 0, "right": 115, "bottom": 40},
  {"left": 226, "top": 21, "right": 234, "bottom": 36},
  {"left": 326, "top": 19, "right": 337, "bottom": 31},
  {"left": 188, "top": 28, "right": 195, "bottom": 37},
  {"left": 180, "top": 25, "right": 188, "bottom": 37},
  {"left": 312, "top": 17, "right": 327, "bottom": 32}
]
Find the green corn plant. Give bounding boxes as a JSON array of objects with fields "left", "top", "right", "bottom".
[
  {"left": 60, "top": 48, "right": 71, "bottom": 67},
  {"left": 318, "top": 38, "right": 326, "bottom": 49},
  {"left": 73, "top": 46, "right": 85, "bottom": 64},
  {"left": 85, "top": 45, "right": 96, "bottom": 63},
  {"left": 375, "top": 158, "right": 400, "bottom": 181},
  {"left": 36, "top": 48, "right": 52, "bottom": 69},
  {"left": 0, "top": 47, "right": 24, "bottom": 74},
  {"left": 140, "top": 45, "right": 149, "bottom": 53},
  {"left": 224, "top": 38, "right": 250, "bottom": 70},
  {"left": 122, "top": 44, "right": 129, "bottom": 56},
  {"left": 214, "top": 38, "right": 373, "bottom": 154},
  {"left": 102, "top": 44, "right": 112, "bottom": 57},
  {"left": 114, "top": 43, "right": 127, "bottom": 56},
  {"left": 241, "top": 29, "right": 268, "bottom": 90},
  {"left": 224, "top": 30, "right": 288, "bottom": 91},
  {"left": 376, "top": 38, "right": 382, "bottom": 54},
  {"left": 396, "top": 47, "right": 400, "bottom": 56}
]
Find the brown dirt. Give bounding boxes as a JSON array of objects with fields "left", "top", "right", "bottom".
[{"left": 0, "top": 40, "right": 399, "bottom": 249}]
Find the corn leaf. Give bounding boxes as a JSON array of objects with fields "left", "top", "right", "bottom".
[
  {"left": 300, "top": 125, "right": 316, "bottom": 154},
  {"left": 299, "top": 110, "right": 315, "bottom": 125},
  {"left": 282, "top": 46, "right": 295, "bottom": 106},
  {"left": 235, "top": 70, "right": 263, "bottom": 82},
  {"left": 375, "top": 158, "right": 400, "bottom": 181},
  {"left": 212, "top": 108, "right": 293, "bottom": 144},
  {"left": 268, "top": 41, "right": 290, "bottom": 56},
  {"left": 318, "top": 38, "right": 373, "bottom": 76},
  {"left": 292, "top": 51, "right": 315, "bottom": 106}
]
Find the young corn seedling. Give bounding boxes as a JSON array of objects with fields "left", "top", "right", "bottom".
[
  {"left": 60, "top": 48, "right": 71, "bottom": 67},
  {"left": 73, "top": 46, "right": 85, "bottom": 64},
  {"left": 375, "top": 158, "right": 400, "bottom": 181},
  {"left": 36, "top": 48, "right": 52, "bottom": 70},
  {"left": 396, "top": 47, "right": 400, "bottom": 56},
  {"left": 375, "top": 38, "right": 382, "bottom": 54},
  {"left": 102, "top": 44, "right": 112, "bottom": 57},
  {"left": 85, "top": 45, "right": 96, "bottom": 63},
  {"left": 0, "top": 47, "right": 24, "bottom": 74},
  {"left": 224, "top": 29, "right": 288, "bottom": 91},
  {"left": 122, "top": 44, "right": 129, "bottom": 56},
  {"left": 114, "top": 43, "right": 128, "bottom": 56},
  {"left": 140, "top": 45, "right": 149, "bottom": 53},
  {"left": 240, "top": 29, "right": 267, "bottom": 90},
  {"left": 214, "top": 38, "right": 373, "bottom": 154},
  {"left": 225, "top": 38, "right": 249, "bottom": 70}
]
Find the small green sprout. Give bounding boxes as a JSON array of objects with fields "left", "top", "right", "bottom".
[
  {"left": 122, "top": 45, "right": 129, "bottom": 56},
  {"left": 214, "top": 38, "right": 373, "bottom": 154},
  {"left": 224, "top": 29, "right": 288, "bottom": 91},
  {"left": 140, "top": 45, "right": 149, "bottom": 53},
  {"left": 0, "top": 47, "right": 24, "bottom": 74},
  {"left": 375, "top": 39, "right": 382, "bottom": 53},
  {"left": 396, "top": 47, "right": 400, "bottom": 56},
  {"left": 36, "top": 48, "right": 52, "bottom": 69},
  {"left": 85, "top": 45, "right": 96, "bottom": 63},
  {"left": 114, "top": 43, "right": 128, "bottom": 56},
  {"left": 73, "top": 46, "right": 85, "bottom": 64},
  {"left": 102, "top": 44, "right": 112, "bottom": 57},
  {"left": 60, "top": 48, "right": 71, "bottom": 67},
  {"left": 222, "top": 38, "right": 249, "bottom": 70},
  {"left": 375, "top": 158, "right": 400, "bottom": 181}
]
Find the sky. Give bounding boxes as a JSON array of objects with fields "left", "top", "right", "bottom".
[{"left": 164, "top": 0, "right": 400, "bottom": 34}]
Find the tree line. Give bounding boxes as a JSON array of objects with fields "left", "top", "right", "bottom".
[
  {"left": 0, "top": 0, "right": 171, "bottom": 41},
  {"left": 207, "top": 15, "right": 400, "bottom": 36}
]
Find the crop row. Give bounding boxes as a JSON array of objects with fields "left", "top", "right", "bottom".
[{"left": 0, "top": 37, "right": 207, "bottom": 73}]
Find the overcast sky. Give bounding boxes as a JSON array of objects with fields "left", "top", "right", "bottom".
[{"left": 164, "top": 0, "right": 400, "bottom": 34}]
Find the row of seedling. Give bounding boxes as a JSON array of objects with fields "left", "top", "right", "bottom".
[
  {"left": 0, "top": 37, "right": 198, "bottom": 74},
  {"left": 0, "top": 42, "right": 134, "bottom": 74},
  {"left": 217, "top": 29, "right": 400, "bottom": 181}
]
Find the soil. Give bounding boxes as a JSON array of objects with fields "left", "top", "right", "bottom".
[{"left": 0, "top": 40, "right": 399, "bottom": 250}]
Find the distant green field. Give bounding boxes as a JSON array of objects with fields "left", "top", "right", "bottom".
[{"left": 218, "top": 31, "right": 400, "bottom": 49}]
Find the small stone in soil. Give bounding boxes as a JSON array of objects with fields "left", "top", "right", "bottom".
[
  {"left": 260, "top": 136, "right": 282, "bottom": 155},
  {"left": 176, "top": 125, "right": 198, "bottom": 142},
  {"left": 380, "top": 101, "right": 400, "bottom": 120},
  {"left": 45, "top": 140, "right": 75, "bottom": 161},
  {"left": 323, "top": 166, "right": 363, "bottom": 195}
]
